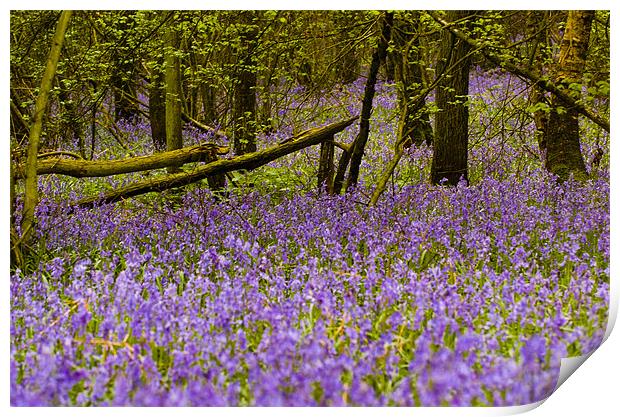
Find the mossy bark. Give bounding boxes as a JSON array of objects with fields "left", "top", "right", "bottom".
[
  {"left": 165, "top": 24, "right": 183, "bottom": 171},
  {"left": 393, "top": 14, "right": 433, "bottom": 148},
  {"left": 149, "top": 60, "right": 167, "bottom": 152},
  {"left": 19, "top": 10, "right": 72, "bottom": 266},
  {"left": 431, "top": 11, "right": 473, "bottom": 186},
  {"left": 543, "top": 11, "right": 594, "bottom": 182},
  {"left": 74, "top": 117, "right": 358, "bottom": 209},
  {"left": 22, "top": 143, "right": 229, "bottom": 178},
  {"left": 232, "top": 11, "right": 258, "bottom": 156},
  {"left": 111, "top": 11, "right": 139, "bottom": 122}
]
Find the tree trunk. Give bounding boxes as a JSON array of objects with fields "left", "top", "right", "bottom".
[
  {"left": 18, "top": 10, "right": 72, "bottom": 266},
  {"left": 431, "top": 11, "right": 473, "bottom": 186},
  {"left": 526, "top": 11, "right": 552, "bottom": 153},
  {"left": 337, "top": 47, "right": 359, "bottom": 84},
  {"left": 112, "top": 11, "right": 139, "bottom": 122},
  {"left": 149, "top": 59, "right": 167, "bottom": 152},
  {"left": 334, "top": 12, "right": 393, "bottom": 194},
  {"left": 201, "top": 83, "right": 216, "bottom": 125},
  {"left": 232, "top": 11, "right": 258, "bottom": 156},
  {"left": 428, "top": 10, "right": 608, "bottom": 133},
  {"left": 58, "top": 80, "right": 85, "bottom": 158},
  {"left": 165, "top": 24, "right": 183, "bottom": 170},
  {"left": 317, "top": 135, "right": 335, "bottom": 193},
  {"left": 394, "top": 14, "right": 433, "bottom": 148},
  {"left": 543, "top": 10, "right": 593, "bottom": 181}
]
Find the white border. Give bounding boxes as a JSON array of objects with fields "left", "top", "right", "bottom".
[{"left": 3, "top": 2, "right": 618, "bottom": 417}]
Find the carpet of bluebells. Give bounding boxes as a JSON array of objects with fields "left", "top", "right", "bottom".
[{"left": 10, "top": 70, "right": 610, "bottom": 406}]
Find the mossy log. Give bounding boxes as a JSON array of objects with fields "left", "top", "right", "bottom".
[
  {"left": 74, "top": 116, "right": 358, "bottom": 209},
  {"left": 18, "top": 143, "right": 229, "bottom": 178}
]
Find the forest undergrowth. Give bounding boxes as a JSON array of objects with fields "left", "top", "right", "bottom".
[{"left": 10, "top": 71, "right": 610, "bottom": 406}]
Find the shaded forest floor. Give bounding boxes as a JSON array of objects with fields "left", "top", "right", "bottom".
[{"left": 10, "top": 71, "right": 610, "bottom": 406}]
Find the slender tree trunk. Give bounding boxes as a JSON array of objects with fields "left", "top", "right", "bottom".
[
  {"left": 394, "top": 14, "right": 433, "bottom": 147},
  {"left": 232, "top": 11, "right": 258, "bottom": 156},
  {"left": 317, "top": 135, "right": 335, "bottom": 193},
  {"left": 431, "top": 11, "right": 473, "bottom": 186},
  {"left": 201, "top": 83, "right": 216, "bottom": 125},
  {"left": 149, "top": 59, "right": 167, "bottom": 152},
  {"left": 543, "top": 10, "right": 593, "bottom": 181},
  {"left": 337, "top": 47, "right": 359, "bottom": 84},
  {"left": 58, "top": 81, "right": 84, "bottom": 158},
  {"left": 369, "top": 135, "right": 406, "bottom": 206},
  {"left": 334, "top": 12, "right": 393, "bottom": 193},
  {"left": 18, "top": 10, "right": 72, "bottom": 266},
  {"left": 165, "top": 24, "right": 183, "bottom": 171},
  {"left": 112, "top": 11, "right": 139, "bottom": 122},
  {"left": 526, "top": 11, "right": 563, "bottom": 154}
]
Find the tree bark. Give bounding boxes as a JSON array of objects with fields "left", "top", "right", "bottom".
[
  {"left": 165, "top": 23, "right": 183, "bottom": 170},
  {"left": 543, "top": 10, "right": 594, "bottom": 181},
  {"left": 394, "top": 14, "right": 433, "bottom": 147},
  {"left": 232, "top": 11, "right": 258, "bottom": 156},
  {"left": 201, "top": 83, "right": 217, "bottom": 125},
  {"left": 149, "top": 59, "right": 167, "bottom": 152},
  {"left": 20, "top": 143, "right": 229, "bottom": 178},
  {"left": 112, "top": 11, "right": 139, "bottom": 122},
  {"left": 431, "top": 11, "right": 473, "bottom": 186},
  {"left": 525, "top": 11, "right": 554, "bottom": 152},
  {"left": 317, "top": 135, "right": 335, "bottom": 193},
  {"left": 428, "top": 10, "right": 609, "bottom": 133},
  {"left": 334, "top": 12, "right": 393, "bottom": 194},
  {"left": 19, "top": 10, "right": 72, "bottom": 264},
  {"left": 58, "top": 80, "right": 85, "bottom": 157},
  {"left": 74, "top": 117, "right": 357, "bottom": 208}
]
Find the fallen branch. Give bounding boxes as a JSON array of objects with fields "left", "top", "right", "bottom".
[
  {"left": 20, "top": 143, "right": 229, "bottom": 178},
  {"left": 74, "top": 116, "right": 358, "bottom": 209},
  {"left": 181, "top": 113, "right": 228, "bottom": 139},
  {"left": 428, "top": 11, "right": 610, "bottom": 133},
  {"left": 38, "top": 150, "right": 83, "bottom": 160}
]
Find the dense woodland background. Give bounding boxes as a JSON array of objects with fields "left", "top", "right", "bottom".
[{"left": 9, "top": 10, "right": 611, "bottom": 406}]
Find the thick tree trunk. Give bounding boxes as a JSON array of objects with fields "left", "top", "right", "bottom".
[
  {"left": 543, "top": 10, "right": 594, "bottom": 181},
  {"left": 149, "top": 60, "right": 167, "bottom": 152},
  {"left": 394, "top": 14, "right": 433, "bottom": 147},
  {"left": 74, "top": 117, "right": 357, "bottom": 208},
  {"left": 165, "top": 24, "right": 184, "bottom": 170},
  {"left": 431, "top": 11, "right": 473, "bottom": 186},
  {"left": 333, "top": 12, "right": 393, "bottom": 194},
  {"left": 18, "top": 10, "right": 72, "bottom": 266},
  {"left": 232, "top": 11, "right": 258, "bottom": 156}
]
